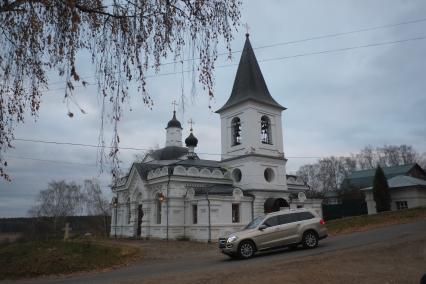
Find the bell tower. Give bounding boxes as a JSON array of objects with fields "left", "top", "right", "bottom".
[{"left": 217, "top": 34, "right": 288, "bottom": 191}]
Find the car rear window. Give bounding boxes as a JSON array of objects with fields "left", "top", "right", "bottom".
[{"left": 293, "top": 212, "right": 315, "bottom": 222}]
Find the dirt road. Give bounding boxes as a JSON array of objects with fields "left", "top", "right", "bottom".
[{"left": 5, "top": 220, "right": 426, "bottom": 284}]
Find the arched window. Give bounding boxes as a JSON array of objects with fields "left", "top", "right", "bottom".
[
  {"left": 126, "top": 198, "right": 131, "bottom": 224},
  {"left": 261, "top": 116, "right": 272, "bottom": 144},
  {"left": 231, "top": 117, "right": 242, "bottom": 146},
  {"left": 232, "top": 168, "right": 242, "bottom": 182}
]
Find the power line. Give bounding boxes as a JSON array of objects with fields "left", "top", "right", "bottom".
[
  {"left": 5, "top": 155, "right": 98, "bottom": 167},
  {"left": 13, "top": 138, "right": 322, "bottom": 159},
  {"left": 45, "top": 35, "right": 426, "bottom": 93},
  {"left": 47, "top": 16, "right": 426, "bottom": 86}
]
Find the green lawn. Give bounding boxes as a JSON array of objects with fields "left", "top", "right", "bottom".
[
  {"left": 327, "top": 207, "right": 426, "bottom": 236},
  {"left": 0, "top": 239, "right": 138, "bottom": 280}
]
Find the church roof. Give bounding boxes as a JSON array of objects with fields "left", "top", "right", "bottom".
[
  {"left": 166, "top": 111, "right": 183, "bottom": 129},
  {"left": 216, "top": 34, "right": 286, "bottom": 113},
  {"left": 194, "top": 184, "right": 235, "bottom": 196},
  {"left": 175, "top": 159, "right": 222, "bottom": 168},
  {"left": 133, "top": 163, "right": 160, "bottom": 180},
  {"left": 150, "top": 146, "right": 189, "bottom": 160}
]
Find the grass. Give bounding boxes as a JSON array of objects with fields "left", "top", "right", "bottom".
[
  {"left": 0, "top": 239, "right": 139, "bottom": 280},
  {"left": 327, "top": 206, "right": 426, "bottom": 236}
]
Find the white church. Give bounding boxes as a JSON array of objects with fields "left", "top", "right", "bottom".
[{"left": 110, "top": 34, "right": 322, "bottom": 242}]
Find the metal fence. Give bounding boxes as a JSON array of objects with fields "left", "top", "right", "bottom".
[{"left": 322, "top": 200, "right": 368, "bottom": 221}]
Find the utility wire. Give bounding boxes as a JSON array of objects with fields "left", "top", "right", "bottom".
[
  {"left": 5, "top": 155, "right": 98, "bottom": 167},
  {"left": 45, "top": 35, "right": 426, "bottom": 93},
  {"left": 47, "top": 16, "right": 426, "bottom": 86},
  {"left": 13, "top": 138, "right": 322, "bottom": 159}
]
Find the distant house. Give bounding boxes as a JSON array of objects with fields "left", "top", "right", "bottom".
[
  {"left": 362, "top": 175, "right": 426, "bottom": 214},
  {"left": 343, "top": 163, "right": 426, "bottom": 189},
  {"left": 344, "top": 163, "right": 426, "bottom": 215}
]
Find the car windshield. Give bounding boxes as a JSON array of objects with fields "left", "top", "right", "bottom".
[{"left": 244, "top": 215, "right": 265, "bottom": 229}]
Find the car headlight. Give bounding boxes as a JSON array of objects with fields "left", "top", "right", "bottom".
[{"left": 227, "top": 235, "right": 238, "bottom": 243}]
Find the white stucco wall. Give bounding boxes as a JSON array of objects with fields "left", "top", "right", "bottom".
[
  {"left": 364, "top": 187, "right": 426, "bottom": 215},
  {"left": 221, "top": 155, "right": 288, "bottom": 191},
  {"left": 165, "top": 127, "right": 182, "bottom": 147},
  {"left": 219, "top": 101, "right": 284, "bottom": 160}
]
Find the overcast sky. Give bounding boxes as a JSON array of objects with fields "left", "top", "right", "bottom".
[{"left": 1, "top": 0, "right": 426, "bottom": 218}]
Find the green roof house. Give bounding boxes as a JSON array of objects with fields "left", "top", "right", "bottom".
[
  {"left": 351, "top": 164, "right": 426, "bottom": 215},
  {"left": 343, "top": 163, "right": 426, "bottom": 189}
]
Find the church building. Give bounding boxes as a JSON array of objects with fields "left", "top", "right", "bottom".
[{"left": 110, "top": 34, "right": 322, "bottom": 241}]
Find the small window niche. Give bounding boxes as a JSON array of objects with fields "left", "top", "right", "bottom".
[
  {"left": 264, "top": 168, "right": 275, "bottom": 182},
  {"left": 232, "top": 168, "right": 242, "bottom": 182}
]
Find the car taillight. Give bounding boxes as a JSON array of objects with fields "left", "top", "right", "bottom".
[{"left": 319, "top": 219, "right": 325, "bottom": 225}]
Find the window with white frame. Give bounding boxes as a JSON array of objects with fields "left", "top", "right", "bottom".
[
  {"left": 396, "top": 201, "right": 408, "bottom": 210},
  {"left": 192, "top": 204, "right": 198, "bottom": 224},
  {"left": 232, "top": 203, "right": 240, "bottom": 223},
  {"left": 156, "top": 199, "right": 162, "bottom": 224},
  {"left": 126, "top": 198, "right": 131, "bottom": 224}
]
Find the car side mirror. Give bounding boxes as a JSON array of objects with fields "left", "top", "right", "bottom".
[{"left": 258, "top": 224, "right": 268, "bottom": 231}]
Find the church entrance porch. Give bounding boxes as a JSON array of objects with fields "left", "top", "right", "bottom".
[{"left": 264, "top": 198, "right": 289, "bottom": 213}]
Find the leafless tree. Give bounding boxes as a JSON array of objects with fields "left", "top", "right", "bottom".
[
  {"left": 0, "top": 0, "right": 241, "bottom": 180},
  {"left": 83, "top": 179, "right": 109, "bottom": 216},
  {"left": 399, "top": 144, "right": 418, "bottom": 165},
  {"left": 83, "top": 178, "right": 110, "bottom": 235},
  {"left": 356, "top": 144, "right": 419, "bottom": 168},
  {"left": 28, "top": 180, "right": 84, "bottom": 235},
  {"left": 297, "top": 157, "right": 356, "bottom": 192},
  {"left": 297, "top": 164, "right": 321, "bottom": 191},
  {"left": 297, "top": 144, "right": 423, "bottom": 193},
  {"left": 356, "top": 145, "right": 376, "bottom": 169}
]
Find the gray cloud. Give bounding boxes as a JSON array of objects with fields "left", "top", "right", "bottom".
[{"left": 2, "top": 0, "right": 426, "bottom": 217}]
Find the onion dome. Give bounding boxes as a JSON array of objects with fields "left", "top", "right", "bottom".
[
  {"left": 185, "top": 130, "right": 198, "bottom": 147},
  {"left": 166, "top": 111, "right": 182, "bottom": 129}
]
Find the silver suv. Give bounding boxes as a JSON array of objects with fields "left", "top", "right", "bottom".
[{"left": 218, "top": 209, "right": 327, "bottom": 259}]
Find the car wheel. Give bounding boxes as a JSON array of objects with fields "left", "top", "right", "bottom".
[
  {"left": 302, "top": 231, "right": 318, "bottom": 249},
  {"left": 238, "top": 241, "right": 255, "bottom": 259}
]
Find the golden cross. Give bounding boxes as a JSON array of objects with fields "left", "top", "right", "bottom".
[
  {"left": 172, "top": 100, "right": 178, "bottom": 111},
  {"left": 188, "top": 118, "right": 195, "bottom": 131},
  {"left": 244, "top": 23, "right": 250, "bottom": 35}
]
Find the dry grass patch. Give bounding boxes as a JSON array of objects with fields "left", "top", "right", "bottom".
[
  {"left": 0, "top": 239, "right": 139, "bottom": 280},
  {"left": 327, "top": 207, "right": 426, "bottom": 236}
]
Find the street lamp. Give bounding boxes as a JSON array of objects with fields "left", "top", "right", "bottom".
[
  {"left": 112, "top": 197, "right": 118, "bottom": 238},
  {"left": 157, "top": 193, "right": 166, "bottom": 203}
]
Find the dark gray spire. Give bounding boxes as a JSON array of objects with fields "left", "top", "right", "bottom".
[{"left": 216, "top": 34, "right": 286, "bottom": 113}]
